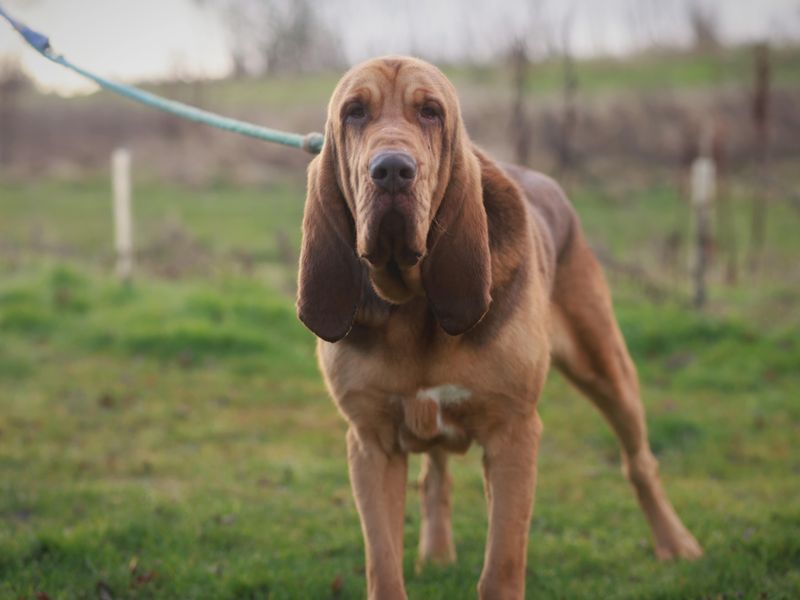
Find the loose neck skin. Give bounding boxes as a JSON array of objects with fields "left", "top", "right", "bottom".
[{"left": 352, "top": 148, "right": 537, "bottom": 343}]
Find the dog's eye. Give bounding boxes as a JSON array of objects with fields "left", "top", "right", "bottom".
[
  {"left": 420, "top": 104, "right": 440, "bottom": 121},
  {"left": 345, "top": 103, "right": 367, "bottom": 122}
]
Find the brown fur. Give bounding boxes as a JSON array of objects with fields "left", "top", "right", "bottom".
[{"left": 297, "top": 56, "right": 702, "bottom": 600}]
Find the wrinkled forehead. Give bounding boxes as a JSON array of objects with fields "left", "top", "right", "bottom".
[{"left": 328, "top": 57, "right": 457, "bottom": 115}]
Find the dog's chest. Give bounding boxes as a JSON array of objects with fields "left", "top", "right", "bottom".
[
  {"left": 319, "top": 297, "right": 545, "bottom": 453},
  {"left": 395, "top": 384, "right": 474, "bottom": 453}
]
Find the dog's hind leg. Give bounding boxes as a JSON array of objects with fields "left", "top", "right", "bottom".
[
  {"left": 417, "top": 448, "right": 456, "bottom": 568},
  {"left": 550, "top": 235, "right": 703, "bottom": 561}
]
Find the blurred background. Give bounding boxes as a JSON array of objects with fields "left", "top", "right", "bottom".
[{"left": 1, "top": 1, "right": 799, "bottom": 599}]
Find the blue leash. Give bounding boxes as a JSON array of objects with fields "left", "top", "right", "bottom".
[{"left": 0, "top": 4, "right": 324, "bottom": 154}]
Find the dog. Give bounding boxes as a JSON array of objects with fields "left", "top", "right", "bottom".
[{"left": 296, "top": 56, "right": 702, "bottom": 599}]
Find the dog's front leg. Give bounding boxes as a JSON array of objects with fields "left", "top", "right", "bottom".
[
  {"left": 346, "top": 425, "right": 408, "bottom": 600},
  {"left": 477, "top": 413, "right": 542, "bottom": 600}
]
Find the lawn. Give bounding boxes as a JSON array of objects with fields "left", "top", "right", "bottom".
[{"left": 1, "top": 175, "right": 799, "bottom": 599}]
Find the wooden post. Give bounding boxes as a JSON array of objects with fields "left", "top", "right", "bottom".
[
  {"left": 112, "top": 148, "right": 134, "bottom": 281},
  {"left": 509, "top": 39, "right": 532, "bottom": 166},
  {"left": 690, "top": 130, "right": 716, "bottom": 309},
  {"left": 748, "top": 42, "right": 770, "bottom": 273},
  {"left": 712, "top": 122, "right": 737, "bottom": 285},
  {"left": 558, "top": 14, "right": 578, "bottom": 174}
]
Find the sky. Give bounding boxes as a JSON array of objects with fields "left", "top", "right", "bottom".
[{"left": 1, "top": 0, "right": 799, "bottom": 95}]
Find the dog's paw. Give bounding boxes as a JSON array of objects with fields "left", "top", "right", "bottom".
[
  {"left": 654, "top": 529, "right": 704, "bottom": 561},
  {"left": 416, "top": 546, "right": 457, "bottom": 574}
]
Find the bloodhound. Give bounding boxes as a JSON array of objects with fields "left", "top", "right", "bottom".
[{"left": 297, "top": 56, "right": 702, "bottom": 599}]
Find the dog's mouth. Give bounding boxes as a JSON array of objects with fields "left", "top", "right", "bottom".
[
  {"left": 359, "top": 192, "right": 425, "bottom": 270},
  {"left": 356, "top": 190, "right": 427, "bottom": 304}
]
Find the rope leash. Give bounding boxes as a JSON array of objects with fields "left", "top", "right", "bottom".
[{"left": 0, "top": 4, "right": 324, "bottom": 155}]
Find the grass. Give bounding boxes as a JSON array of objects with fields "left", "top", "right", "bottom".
[
  {"left": 1, "top": 175, "right": 799, "bottom": 599},
  {"left": 0, "top": 176, "right": 305, "bottom": 261}
]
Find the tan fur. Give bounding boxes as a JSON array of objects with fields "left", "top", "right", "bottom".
[
  {"left": 297, "top": 56, "right": 702, "bottom": 600},
  {"left": 403, "top": 393, "right": 439, "bottom": 440}
]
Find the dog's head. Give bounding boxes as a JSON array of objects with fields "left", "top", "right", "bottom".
[{"left": 297, "top": 56, "right": 491, "bottom": 342}]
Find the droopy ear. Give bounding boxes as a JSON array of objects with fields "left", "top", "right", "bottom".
[
  {"left": 297, "top": 137, "right": 363, "bottom": 342},
  {"left": 422, "top": 141, "right": 492, "bottom": 336}
]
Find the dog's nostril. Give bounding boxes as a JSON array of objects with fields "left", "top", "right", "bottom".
[
  {"left": 373, "top": 167, "right": 388, "bottom": 180},
  {"left": 399, "top": 167, "right": 414, "bottom": 180}
]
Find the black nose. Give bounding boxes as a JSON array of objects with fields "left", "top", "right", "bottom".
[{"left": 369, "top": 151, "right": 417, "bottom": 193}]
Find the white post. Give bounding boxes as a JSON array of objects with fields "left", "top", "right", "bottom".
[
  {"left": 690, "top": 132, "right": 716, "bottom": 309},
  {"left": 112, "top": 148, "right": 133, "bottom": 281}
]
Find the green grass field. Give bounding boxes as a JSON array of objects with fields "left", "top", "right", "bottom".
[{"left": 1, "top": 174, "right": 799, "bottom": 599}]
